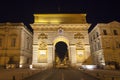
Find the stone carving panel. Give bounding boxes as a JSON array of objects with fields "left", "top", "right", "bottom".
[
  {"left": 74, "top": 33, "right": 84, "bottom": 39},
  {"left": 38, "top": 41, "right": 47, "bottom": 50},
  {"left": 38, "top": 33, "right": 48, "bottom": 39},
  {"left": 76, "top": 41, "right": 84, "bottom": 49}
]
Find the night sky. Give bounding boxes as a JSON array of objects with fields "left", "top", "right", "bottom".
[
  {"left": 0, "top": 0, "right": 120, "bottom": 59},
  {"left": 0, "top": 0, "right": 120, "bottom": 29}
]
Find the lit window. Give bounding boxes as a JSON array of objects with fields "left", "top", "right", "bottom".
[
  {"left": 113, "top": 30, "right": 118, "bottom": 35},
  {"left": 0, "top": 38, "right": 2, "bottom": 47},
  {"left": 11, "top": 38, "right": 16, "bottom": 47},
  {"left": 103, "top": 30, "right": 107, "bottom": 35}
]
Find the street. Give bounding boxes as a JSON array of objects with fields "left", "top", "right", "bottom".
[{"left": 24, "top": 68, "right": 99, "bottom": 80}]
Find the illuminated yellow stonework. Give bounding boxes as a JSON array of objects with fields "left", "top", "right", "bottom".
[
  {"left": 0, "top": 23, "right": 33, "bottom": 68},
  {"left": 89, "top": 21, "right": 120, "bottom": 67},
  {"left": 76, "top": 50, "right": 85, "bottom": 63},
  {"left": 38, "top": 50, "right": 47, "bottom": 63},
  {"left": 34, "top": 14, "right": 87, "bottom": 24},
  {"left": 31, "top": 14, "right": 92, "bottom": 68}
]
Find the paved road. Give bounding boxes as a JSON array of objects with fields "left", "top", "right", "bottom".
[{"left": 24, "top": 68, "right": 99, "bottom": 80}]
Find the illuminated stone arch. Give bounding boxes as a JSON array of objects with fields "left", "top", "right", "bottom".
[{"left": 53, "top": 36, "right": 69, "bottom": 46}]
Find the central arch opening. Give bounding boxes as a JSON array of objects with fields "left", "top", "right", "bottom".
[{"left": 55, "top": 41, "right": 69, "bottom": 68}]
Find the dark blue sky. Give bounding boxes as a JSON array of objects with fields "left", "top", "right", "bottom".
[{"left": 0, "top": 0, "right": 120, "bottom": 24}]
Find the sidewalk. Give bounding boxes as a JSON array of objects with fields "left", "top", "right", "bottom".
[
  {"left": 81, "top": 69, "right": 120, "bottom": 80},
  {"left": 0, "top": 68, "right": 41, "bottom": 80}
]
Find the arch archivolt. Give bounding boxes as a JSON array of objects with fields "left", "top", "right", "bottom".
[{"left": 53, "top": 36, "right": 69, "bottom": 46}]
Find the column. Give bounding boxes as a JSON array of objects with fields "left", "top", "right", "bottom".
[
  {"left": 32, "top": 45, "right": 38, "bottom": 64},
  {"left": 47, "top": 45, "right": 53, "bottom": 67},
  {"left": 70, "top": 45, "right": 76, "bottom": 67}
]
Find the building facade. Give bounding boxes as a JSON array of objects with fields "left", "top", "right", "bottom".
[
  {"left": 1, "top": 16, "right": 119, "bottom": 69},
  {"left": 89, "top": 21, "right": 120, "bottom": 68},
  {"left": 31, "top": 14, "right": 92, "bottom": 68},
  {"left": 0, "top": 23, "right": 33, "bottom": 68}
]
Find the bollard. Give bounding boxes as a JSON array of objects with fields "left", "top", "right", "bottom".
[
  {"left": 112, "top": 77, "right": 114, "bottom": 80},
  {"left": 13, "top": 76, "right": 15, "bottom": 80}
]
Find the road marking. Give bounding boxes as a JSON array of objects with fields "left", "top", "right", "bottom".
[
  {"left": 81, "top": 78, "right": 84, "bottom": 80},
  {"left": 41, "top": 74, "right": 50, "bottom": 80},
  {"left": 61, "top": 72, "right": 64, "bottom": 80},
  {"left": 41, "top": 71, "right": 53, "bottom": 80}
]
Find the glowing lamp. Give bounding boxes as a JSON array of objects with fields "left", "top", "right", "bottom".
[
  {"left": 29, "top": 65, "right": 33, "bottom": 69},
  {"left": 82, "top": 65, "right": 97, "bottom": 70},
  {"left": 19, "top": 64, "right": 22, "bottom": 68}
]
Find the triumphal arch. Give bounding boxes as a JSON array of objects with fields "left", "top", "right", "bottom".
[{"left": 31, "top": 14, "right": 91, "bottom": 68}]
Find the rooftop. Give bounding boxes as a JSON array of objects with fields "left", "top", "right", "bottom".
[{"left": 34, "top": 14, "right": 87, "bottom": 24}]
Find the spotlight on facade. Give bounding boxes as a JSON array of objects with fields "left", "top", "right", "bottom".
[
  {"left": 101, "top": 62, "right": 105, "bottom": 66},
  {"left": 86, "top": 65, "right": 94, "bottom": 70},
  {"left": 77, "top": 50, "right": 83, "bottom": 56},
  {"left": 82, "top": 65, "right": 96, "bottom": 70},
  {"left": 39, "top": 50, "right": 46, "bottom": 55},
  {"left": 19, "top": 64, "right": 22, "bottom": 68},
  {"left": 29, "top": 65, "right": 33, "bottom": 69}
]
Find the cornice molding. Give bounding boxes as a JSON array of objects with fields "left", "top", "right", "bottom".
[{"left": 31, "top": 24, "right": 90, "bottom": 31}]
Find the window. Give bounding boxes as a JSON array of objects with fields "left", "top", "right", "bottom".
[
  {"left": 11, "top": 38, "right": 16, "bottom": 47},
  {"left": 106, "top": 42, "right": 110, "bottom": 48},
  {"left": 92, "top": 46, "right": 94, "bottom": 52},
  {"left": 27, "top": 58, "right": 29, "bottom": 63},
  {"left": 116, "top": 41, "right": 120, "bottom": 48},
  {"left": 96, "top": 43, "right": 98, "bottom": 51},
  {"left": 113, "top": 30, "right": 118, "bottom": 35},
  {"left": 27, "top": 37, "right": 29, "bottom": 49},
  {"left": 0, "top": 38, "right": 1, "bottom": 47},
  {"left": 98, "top": 41, "right": 101, "bottom": 50},
  {"left": 118, "top": 42, "right": 120, "bottom": 48},
  {"left": 96, "top": 32, "right": 99, "bottom": 37},
  {"left": 91, "top": 45, "right": 93, "bottom": 52},
  {"left": 93, "top": 34, "right": 95, "bottom": 39},
  {"left": 103, "top": 30, "right": 107, "bottom": 35},
  {"left": 91, "top": 37, "right": 92, "bottom": 42},
  {"left": 94, "top": 43, "right": 96, "bottom": 51},
  {"left": 8, "top": 57, "right": 14, "bottom": 64}
]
